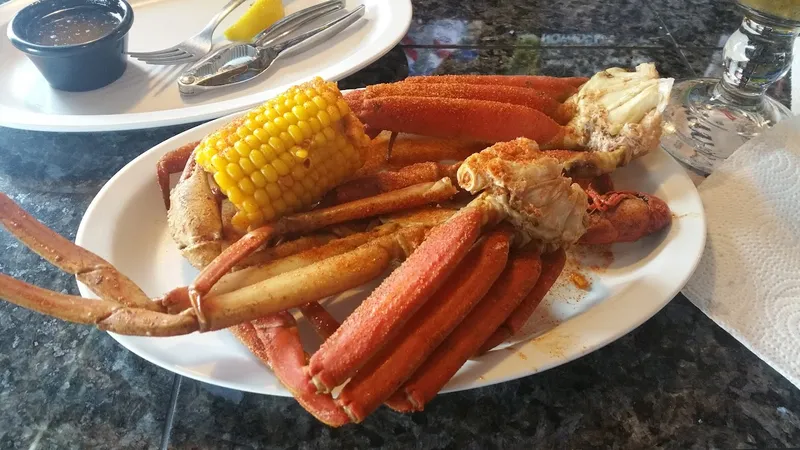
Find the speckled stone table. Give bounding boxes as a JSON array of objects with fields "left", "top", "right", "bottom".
[{"left": 1, "top": 0, "right": 799, "bottom": 448}]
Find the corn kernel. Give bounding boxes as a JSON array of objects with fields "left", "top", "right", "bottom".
[
  {"left": 254, "top": 114, "right": 267, "bottom": 126},
  {"left": 303, "top": 101, "right": 319, "bottom": 116},
  {"left": 247, "top": 211, "right": 264, "bottom": 227},
  {"left": 274, "top": 116, "right": 289, "bottom": 131},
  {"left": 239, "top": 158, "right": 256, "bottom": 174},
  {"left": 272, "top": 198, "right": 287, "bottom": 215},
  {"left": 294, "top": 148, "right": 309, "bottom": 159},
  {"left": 297, "top": 121, "right": 313, "bottom": 140},
  {"left": 261, "top": 205, "right": 276, "bottom": 222},
  {"left": 211, "top": 155, "right": 228, "bottom": 173},
  {"left": 245, "top": 135, "right": 261, "bottom": 149},
  {"left": 283, "top": 112, "right": 298, "bottom": 126},
  {"left": 226, "top": 163, "right": 244, "bottom": 180},
  {"left": 216, "top": 139, "right": 227, "bottom": 150},
  {"left": 250, "top": 170, "right": 267, "bottom": 188},
  {"left": 274, "top": 103, "right": 288, "bottom": 115},
  {"left": 291, "top": 105, "right": 309, "bottom": 121},
  {"left": 280, "top": 175, "right": 294, "bottom": 187},
  {"left": 294, "top": 93, "right": 310, "bottom": 105},
  {"left": 239, "top": 178, "right": 256, "bottom": 195},
  {"left": 265, "top": 108, "right": 280, "bottom": 121},
  {"left": 231, "top": 211, "right": 249, "bottom": 231},
  {"left": 287, "top": 125, "right": 304, "bottom": 144},
  {"left": 313, "top": 133, "right": 327, "bottom": 148},
  {"left": 323, "top": 127, "right": 336, "bottom": 141},
  {"left": 291, "top": 181, "right": 305, "bottom": 197},
  {"left": 283, "top": 190, "right": 300, "bottom": 209},
  {"left": 259, "top": 144, "right": 276, "bottom": 161},
  {"left": 222, "top": 148, "right": 239, "bottom": 163},
  {"left": 312, "top": 96, "right": 327, "bottom": 110},
  {"left": 317, "top": 110, "right": 331, "bottom": 127},
  {"left": 279, "top": 152, "right": 296, "bottom": 168},
  {"left": 242, "top": 199, "right": 259, "bottom": 213},
  {"left": 260, "top": 164, "right": 279, "bottom": 183},
  {"left": 226, "top": 186, "right": 244, "bottom": 204},
  {"left": 244, "top": 119, "right": 258, "bottom": 131},
  {"left": 276, "top": 131, "right": 293, "bottom": 148},
  {"left": 272, "top": 159, "right": 290, "bottom": 176},
  {"left": 249, "top": 150, "right": 267, "bottom": 168},
  {"left": 254, "top": 190, "right": 270, "bottom": 206},
  {"left": 227, "top": 134, "right": 239, "bottom": 146},
  {"left": 267, "top": 136, "right": 285, "bottom": 154},
  {"left": 301, "top": 191, "right": 314, "bottom": 206},
  {"left": 253, "top": 128, "right": 270, "bottom": 144},
  {"left": 321, "top": 91, "right": 338, "bottom": 106},
  {"left": 290, "top": 164, "right": 305, "bottom": 181},
  {"left": 235, "top": 141, "right": 251, "bottom": 156},
  {"left": 327, "top": 105, "right": 341, "bottom": 122},
  {"left": 337, "top": 98, "right": 351, "bottom": 115},
  {"left": 264, "top": 122, "right": 281, "bottom": 137},
  {"left": 236, "top": 126, "right": 250, "bottom": 138},
  {"left": 265, "top": 184, "right": 282, "bottom": 200}
]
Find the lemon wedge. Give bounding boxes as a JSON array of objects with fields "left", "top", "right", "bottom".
[{"left": 224, "top": 0, "right": 285, "bottom": 43}]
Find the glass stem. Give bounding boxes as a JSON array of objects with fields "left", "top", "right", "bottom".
[{"left": 714, "top": 9, "right": 799, "bottom": 108}]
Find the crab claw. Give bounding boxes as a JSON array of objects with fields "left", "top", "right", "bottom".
[
  {"left": 559, "top": 63, "right": 674, "bottom": 158},
  {"left": 579, "top": 191, "right": 672, "bottom": 245}
]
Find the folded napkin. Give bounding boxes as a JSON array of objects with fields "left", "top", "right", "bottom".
[{"left": 682, "top": 115, "right": 800, "bottom": 389}]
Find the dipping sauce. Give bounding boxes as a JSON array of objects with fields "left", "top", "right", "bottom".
[{"left": 25, "top": 6, "right": 121, "bottom": 46}]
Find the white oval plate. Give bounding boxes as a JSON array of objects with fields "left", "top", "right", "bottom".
[
  {"left": 0, "top": 0, "right": 411, "bottom": 132},
  {"left": 75, "top": 110, "right": 706, "bottom": 396}
]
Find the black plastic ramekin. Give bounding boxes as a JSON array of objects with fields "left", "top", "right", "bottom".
[{"left": 7, "top": 0, "right": 134, "bottom": 92}]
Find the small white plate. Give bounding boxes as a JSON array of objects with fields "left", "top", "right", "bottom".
[
  {"left": 0, "top": 0, "right": 411, "bottom": 132},
  {"left": 75, "top": 110, "right": 706, "bottom": 396}
]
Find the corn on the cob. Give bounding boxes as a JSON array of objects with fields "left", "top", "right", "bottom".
[{"left": 195, "top": 78, "right": 369, "bottom": 232}]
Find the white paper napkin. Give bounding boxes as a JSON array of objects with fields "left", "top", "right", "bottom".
[
  {"left": 682, "top": 115, "right": 800, "bottom": 389},
  {"left": 793, "top": 37, "right": 800, "bottom": 113}
]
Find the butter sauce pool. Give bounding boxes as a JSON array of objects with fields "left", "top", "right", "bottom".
[{"left": 25, "top": 5, "right": 121, "bottom": 46}]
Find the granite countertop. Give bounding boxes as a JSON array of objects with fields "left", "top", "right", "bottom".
[{"left": 1, "top": 0, "right": 799, "bottom": 448}]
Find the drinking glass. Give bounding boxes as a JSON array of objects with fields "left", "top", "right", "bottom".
[{"left": 660, "top": 0, "right": 800, "bottom": 174}]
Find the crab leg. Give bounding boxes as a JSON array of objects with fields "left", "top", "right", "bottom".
[
  {"left": 335, "top": 229, "right": 512, "bottom": 422},
  {"left": 332, "top": 162, "right": 460, "bottom": 204},
  {"left": 386, "top": 244, "right": 544, "bottom": 412},
  {"left": 0, "top": 273, "right": 198, "bottom": 336},
  {"left": 160, "top": 227, "right": 393, "bottom": 313},
  {"left": 196, "top": 226, "right": 427, "bottom": 331},
  {"left": 298, "top": 302, "right": 341, "bottom": 340},
  {"left": 357, "top": 132, "right": 485, "bottom": 170},
  {"left": 403, "top": 75, "right": 588, "bottom": 102},
  {"left": 477, "top": 248, "right": 567, "bottom": 355},
  {"left": 232, "top": 314, "right": 351, "bottom": 427},
  {"left": 358, "top": 82, "right": 572, "bottom": 124},
  {"left": 306, "top": 203, "right": 493, "bottom": 393},
  {"left": 156, "top": 141, "right": 198, "bottom": 210},
  {"left": 355, "top": 97, "right": 564, "bottom": 146},
  {"left": 188, "top": 178, "right": 458, "bottom": 310},
  {"left": 0, "top": 193, "right": 159, "bottom": 312}
]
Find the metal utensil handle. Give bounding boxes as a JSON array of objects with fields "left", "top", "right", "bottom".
[
  {"left": 272, "top": 5, "right": 366, "bottom": 58},
  {"left": 253, "top": 0, "right": 345, "bottom": 46},
  {"left": 200, "top": 0, "right": 249, "bottom": 35}
]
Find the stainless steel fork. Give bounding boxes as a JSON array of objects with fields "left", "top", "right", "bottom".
[{"left": 127, "top": 0, "right": 247, "bottom": 65}]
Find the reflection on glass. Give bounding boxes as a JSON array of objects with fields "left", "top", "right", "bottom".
[{"left": 661, "top": 0, "right": 800, "bottom": 174}]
